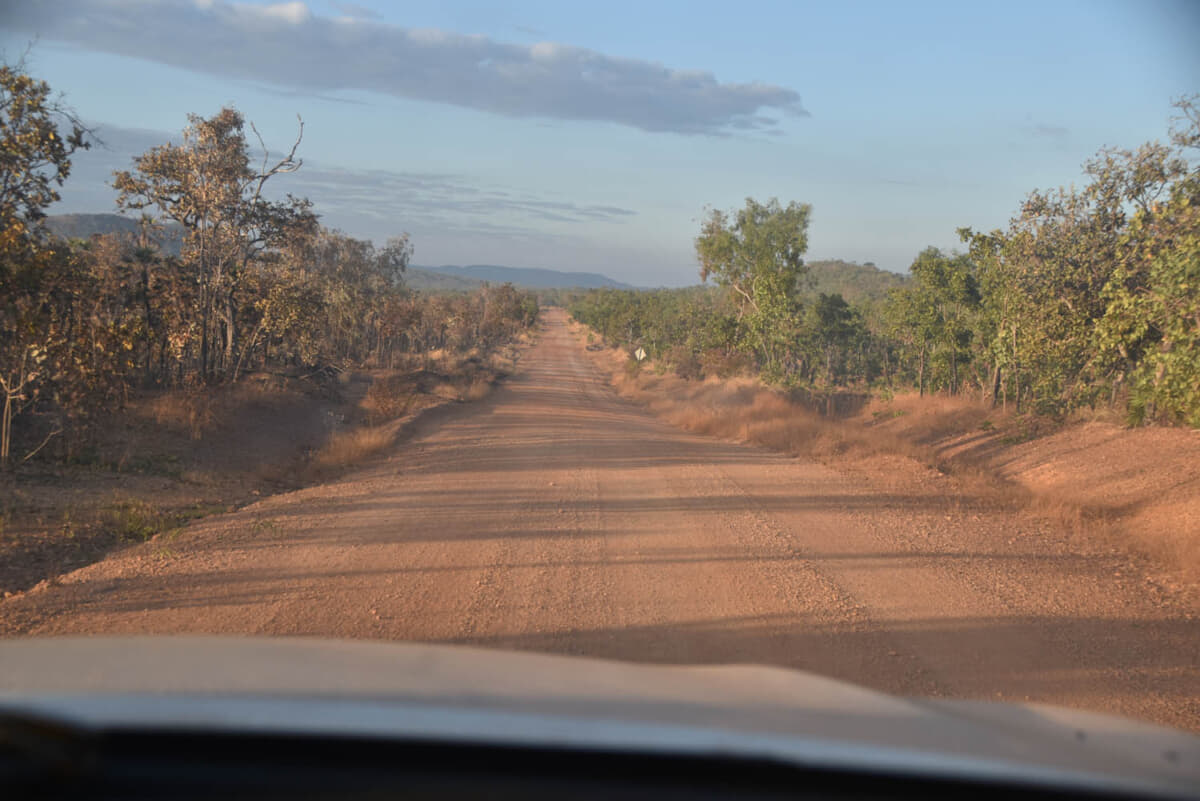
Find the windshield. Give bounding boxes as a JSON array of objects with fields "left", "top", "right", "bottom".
[{"left": 1, "top": 0, "right": 1198, "bottom": 747}]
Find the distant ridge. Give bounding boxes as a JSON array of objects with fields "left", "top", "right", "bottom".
[
  {"left": 419, "top": 264, "right": 633, "bottom": 289},
  {"left": 41, "top": 218, "right": 634, "bottom": 291},
  {"left": 404, "top": 268, "right": 484, "bottom": 292},
  {"left": 805, "top": 259, "right": 908, "bottom": 304},
  {"left": 45, "top": 213, "right": 184, "bottom": 255},
  {"left": 45, "top": 213, "right": 140, "bottom": 238}
]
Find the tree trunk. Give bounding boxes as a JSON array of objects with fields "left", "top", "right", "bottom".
[
  {"left": 223, "top": 289, "right": 237, "bottom": 379},
  {"left": 200, "top": 279, "right": 210, "bottom": 381},
  {"left": 1, "top": 388, "right": 12, "bottom": 468},
  {"left": 918, "top": 342, "right": 927, "bottom": 397},
  {"left": 141, "top": 260, "right": 154, "bottom": 384}
]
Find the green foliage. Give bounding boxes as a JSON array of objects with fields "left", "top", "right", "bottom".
[
  {"left": 961, "top": 95, "right": 1198, "bottom": 421},
  {"left": 104, "top": 499, "right": 177, "bottom": 542},
  {"left": 883, "top": 248, "right": 979, "bottom": 396},
  {"left": 695, "top": 197, "right": 812, "bottom": 376},
  {"left": 805, "top": 260, "right": 907, "bottom": 304},
  {"left": 571, "top": 282, "right": 878, "bottom": 391},
  {"left": 803, "top": 293, "right": 870, "bottom": 387},
  {"left": 1095, "top": 102, "right": 1200, "bottom": 425},
  {"left": 5, "top": 59, "right": 1198, "bottom": 445},
  {"left": 579, "top": 98, "right": 1199, "bottom": 428}
]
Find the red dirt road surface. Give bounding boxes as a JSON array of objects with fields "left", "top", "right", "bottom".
[{"left": 2, "top": 309, "right": 1197, "bottom": 732}]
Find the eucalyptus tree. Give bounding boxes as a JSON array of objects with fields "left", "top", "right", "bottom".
[
  {"left": 1095, "top": 97, "right": 1200, "bottom": 424},
  {"left": 0, "top": 61, "right": 90, "bottom": 465},
  {"left": 695, "top": 197, "right": 812, "bottom": 378},
  {"left": 961, "top": 97, "right": 1196, "bottom": 417},
  {"left": 114, "top": 107, "right": 316, "bottom": 380}
]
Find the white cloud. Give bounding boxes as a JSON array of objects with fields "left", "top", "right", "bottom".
[
  {"left": 256, "top": 2, "right": 311, "bottom": 25},
  {"left": 330, "top": 2, "right": 381, "bottom": 22},
  {"left": 4, "top": 0, "right": 808, "bottom": 135}
]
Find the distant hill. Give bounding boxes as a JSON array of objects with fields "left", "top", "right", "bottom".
[
  {"left": 419, "top": 264, "right": 634, "bottom": 289},
  {"left": 404, "top": 267, "right": 484, "bottom": 292},
  {"left": 805, "top": 260, "right": 908, "bottom": 304},
  {"left": 45, "top": 213, "right": 184, "bottom": 255},
  {"left": 45, "top": 218, "right": 888, "bottom": 300},
  {"left": 45, "top": 213, "right": 139, "bottom": 239}
]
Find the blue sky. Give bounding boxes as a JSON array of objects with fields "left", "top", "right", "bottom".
[{"left": 2, "top": 0, "right": 1197, "bottom": 286}]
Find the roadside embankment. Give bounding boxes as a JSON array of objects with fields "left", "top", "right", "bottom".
[
  {"left": 0, "top": 338, "right": 530, "bottom": 597},
  {"left": 571, "top": 319, "right": 1200, "bottom": 593}
]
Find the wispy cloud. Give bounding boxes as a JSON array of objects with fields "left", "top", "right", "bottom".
[
  {"left": 291, "top": 163, "right": 639, "bottom": 229},
  {"left": 514, "top": 24, "right": 548, "bottom": 38},
  {"left": 329, "top": 1, "right": 380, "bottom": 21},
  {"left": 56, "top": 121, "right": 637, "bottom": 242},
  {"left": 5, "top": 0, "right": 808, "bottom": 135},
  {"left": 1031, "top": 123, "right": 1070, "bottom": 139}
]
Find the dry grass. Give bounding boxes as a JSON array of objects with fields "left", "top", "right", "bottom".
[
  {"left": 861, "top": 392, "right": 996, "bottom": 441},
  {"left": 315, "top": 352, "right": 505, "bottom": 472},
  {"left": 145, "top": 389, "right": 217, "bottom": 440},
  {"left": 607, "top": 359, "right": 921, "bottom": 465},
  {"left": 463, "top": 377, "right": 493, "bottom": 402},
  {"left": 2, "top": 336, "right": 533, "bottom": 597},
  {"left": 102, "top": 498, "right": 181, "bottom": 543},
  {"left": 140, "top": 377, "right": 295, "bottom": 441},
  {"left": 361, "top": 376, "right": 416, "bottom": 424},
  {"left": 309, "top": 424, "right": 398, "bottom": 473},
  {"left": 578, "top": 328, "right": 1200, "bottom": 587},
  {"left": 603, "top": 352, "right": 1068, "bottom": 511},
  {"left": 575, "top": 332, "right": 1027, "bottom": 491}
]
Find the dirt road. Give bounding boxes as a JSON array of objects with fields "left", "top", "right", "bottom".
[{"left": 3, "top": 309, "right": 1197, "bottom": 731}]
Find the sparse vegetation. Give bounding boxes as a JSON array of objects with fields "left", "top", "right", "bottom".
[
  {"left": 0, "top": 61, "right": 538, "bottom": 594},
  {"left": 103, "top": 499, "right": 177, "bottom": 543},
  {"left": 310, "top": 424, "right": 400, "bottom": 473},
  {"left": 571, "top": 97, "right": 1200, "bottom": 427},
  {"left": 0, "top": 62, "right": 538, "bottom": 466},
  {"left": 578, "top": 326, "right": 1200, "bottom": 579}
]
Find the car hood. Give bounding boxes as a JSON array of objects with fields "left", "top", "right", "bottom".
[{"left": 0, "top": 636, "right": 1196, "bottom": 797}]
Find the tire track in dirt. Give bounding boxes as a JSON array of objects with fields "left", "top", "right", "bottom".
[{"left": 1, "top": 309, "right": 1196, "bottom": 732}]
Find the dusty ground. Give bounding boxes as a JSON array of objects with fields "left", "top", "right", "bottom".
[
  {"left": 861, "top": 394, "right": 1200, "bottom": 585},
  {"left": 0, "top": 355, "right": 507, "bottom": 597},
  {"left": 0, "top": 374, "right": 352, "bottom": 597},
  {"left": 2, "top": 309, "right": 1197, "bottom": 733}
]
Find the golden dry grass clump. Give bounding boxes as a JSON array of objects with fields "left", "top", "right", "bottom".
[
  {"left": 580, "top": 326, "right": 1200, "bottom": 586},
  {"left": 310, "top": 424, "right": 398, "bottom": 472}
]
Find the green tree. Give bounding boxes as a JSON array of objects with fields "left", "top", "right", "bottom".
[
  {"left": 804, "top": 293, "right": 868, "bottom": 387},
  {"left": 883, "top": 248, "right": 979, "bottom": 396},
  {"left": 1095, "top": 97, "right": 1200, "bottom": 425},
  {"left": 962, "top": 98, "right": 1194, "bottom": 416},
  {"left": 695, "top": 197, "right": 811, "bottom": 378}
]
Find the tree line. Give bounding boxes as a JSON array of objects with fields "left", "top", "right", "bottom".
[
  {"left": 0, "top": 63, "right": 538, "bottom": 465},
  {"left": 572, "top": 98, "right": 1199, "bottom": 426}
]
